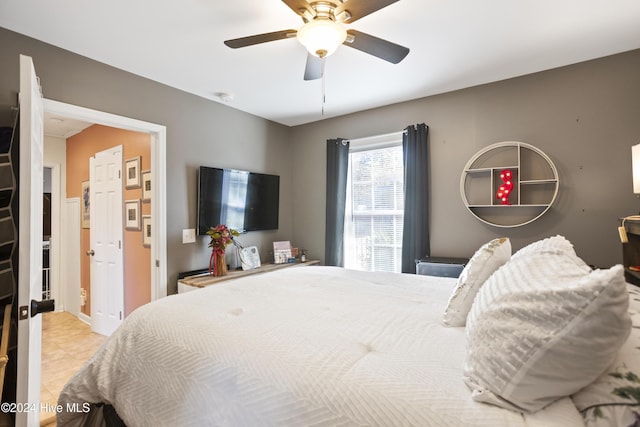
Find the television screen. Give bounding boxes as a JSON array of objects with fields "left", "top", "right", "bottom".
[{"left": 197, "top": 166, "right": 279, "bottom": 234}]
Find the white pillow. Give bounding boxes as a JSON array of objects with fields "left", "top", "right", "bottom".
[
  {"left": 571, "top": 284, "right": 640, "bottom": 423},
  {"left": 442, "top": 237, "right": 511, "bottom": 327},
  {"left": 511, "top": 234, "right": 578, "bottom": 260},
  {"left": 463, "top": 250, "right": 631, "bottom": 413}
]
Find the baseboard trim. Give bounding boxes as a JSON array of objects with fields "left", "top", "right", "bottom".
[{"left": 78, "top": 312, "right": 91, "bottom": 326}]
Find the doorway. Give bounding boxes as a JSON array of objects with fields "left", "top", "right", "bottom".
[
  {"left": 43, "top": 99, "right": 167, "bottom": 318},
  {"left": 15, "top": 55, "right": 168, "bottom": 425},
  {"left": 43, "top": 167, "right": 51, "bottom": 301},
  {"left": 38, "top": 100, "right": 168, "bottom": 422}
]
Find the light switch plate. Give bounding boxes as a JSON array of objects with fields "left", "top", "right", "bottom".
[{"left": 182, "top": 229, "right": 196, "bottom": 244}]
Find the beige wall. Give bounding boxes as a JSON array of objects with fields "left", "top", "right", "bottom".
[
  {"left": 43, "top": 135, "right": 66, "bottom": 311},
  {"left": 290, "top": 49, "right": 640, "bottom": 268},
  {"left": 44, "top": 135, "right": 66, "bottom": 197},
  {"left": 66, "top": 125, "right": 151, "bottom": 316}
]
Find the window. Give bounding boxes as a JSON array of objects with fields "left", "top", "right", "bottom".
[{"left": 344, "top": 133, "right": 404, "bottom": 272}]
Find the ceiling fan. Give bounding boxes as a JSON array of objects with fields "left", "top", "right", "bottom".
[{"left": 224, "top": 0, "right": 409, "bottom": 81}]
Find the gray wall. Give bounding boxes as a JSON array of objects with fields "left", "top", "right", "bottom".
[
  {"left": 2, "top": 26, "right": 639, "bottom": 293},
  {"left": 290, "top": 49, "right": 640, "bottom": 268},
  {"left": 0, "top": 27, "right": 293, "bottom": 294}
]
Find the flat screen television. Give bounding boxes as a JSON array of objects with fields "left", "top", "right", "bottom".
[{"left": 197, "top": 166, "right": 280, "bottom": 235}]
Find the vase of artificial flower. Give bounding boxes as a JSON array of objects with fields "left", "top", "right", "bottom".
[
  {"left": 207, "top": 224, "right": 240, "bottom": 276},
  {"left": 214, "top": 252, "right": 227, "bottom": 277}
]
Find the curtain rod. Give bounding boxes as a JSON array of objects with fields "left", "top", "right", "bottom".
[{"left": 345, "top": 130, "right": 405, "bottom": 144}]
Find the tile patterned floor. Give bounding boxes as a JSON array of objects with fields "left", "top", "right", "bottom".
[{"left": 40, "top": 312, "right": 106, "bottom": 426}]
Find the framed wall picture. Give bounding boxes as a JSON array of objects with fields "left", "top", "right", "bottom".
[
  {"left": 142, "top": 215, "right": 151, "bottom": 247},
  {"left": 125, "top": 156, "right": 141, "bottom": 189},
  {"left": 142, "top": 170, "right": 151, "bottom": 202},
  {"left": 81, "top": 180, "right": 90, "bottom": 228},
  {"left": 125, "top": 199, "right": 141, "bottom": 230}
]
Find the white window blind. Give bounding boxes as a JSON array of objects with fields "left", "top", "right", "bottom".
[{"left": 344, "top": 140, "right": 404, "bottom": 273}]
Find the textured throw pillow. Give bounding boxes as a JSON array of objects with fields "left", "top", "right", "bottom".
[
  {"left": 510, "top": 234, "right": 578, "bottom": 260},
  {"left": 463, "top": 250, "right": 631, "bottom": 413},
  {"left": 571, "top": 284, "right": 640, "bottom": 424},
  {"left": 442, "top": 237, "right": 511, "bottom": 327}
]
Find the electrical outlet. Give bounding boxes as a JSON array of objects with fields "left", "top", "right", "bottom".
[{"left": 182, "top": 229, "right": 196, "bottom": 244}]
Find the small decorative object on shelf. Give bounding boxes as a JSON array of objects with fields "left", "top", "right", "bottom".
[
  {"left": 273, "top": 241, "right": 292, "bottom": 264},
  {"left": 207, "top": 224, "right": 240, "bottom": 276},
  {"left": 496, "top": 169, "right": 513, "bottom": 205},
  {"left": 460, "top": 141, "right": 559, "bottom": 227}
]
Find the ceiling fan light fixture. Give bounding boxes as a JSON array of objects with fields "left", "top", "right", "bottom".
[{"left": 296, "top": 19, "right": 347, "bottom": 58}]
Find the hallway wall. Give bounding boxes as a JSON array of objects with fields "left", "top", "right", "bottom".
[{"left": 66, "top": 125, "right": 151, "bottom": 317}]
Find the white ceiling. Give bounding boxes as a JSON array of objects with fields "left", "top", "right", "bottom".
[
  {"left": 2, "top": 0, "right": 640, "bottom": 127},
  {"left": 43, "top": 112, "right": 92, "bottom": 138}
]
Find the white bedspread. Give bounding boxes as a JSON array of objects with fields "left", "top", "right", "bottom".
[{"left": 58, "top": 266, "right": 584, "bottom": 426}]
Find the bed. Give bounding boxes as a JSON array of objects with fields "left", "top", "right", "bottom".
[{"left": 57, "top": 236, "right": 639, "bottom": 427}]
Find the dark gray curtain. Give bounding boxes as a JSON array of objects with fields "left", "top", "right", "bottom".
[
  {"left": 402, "top": 124, "right": 430, "bottom": 273},
  {"left": 325, "top": 138, "right": 350, "bottom": 266}
]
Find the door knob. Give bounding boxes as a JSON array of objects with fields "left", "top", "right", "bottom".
[
  {"left": 31, "top": 299, "right": 55, "bottom": 317},
  {"left": 19, "top": 299, "right": 56, "bottom": 319},
  {"left": 86, "top": 249, "right": 95, "bottom": 256}
]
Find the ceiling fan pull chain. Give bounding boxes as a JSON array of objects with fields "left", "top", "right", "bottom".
[{"left": 321, "top": 64, "right": 326, "bottom": 116}]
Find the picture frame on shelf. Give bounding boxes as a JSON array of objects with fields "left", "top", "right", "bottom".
[
  {"left": 273, "top": 241, "right": 292, "bottom": 264},
  {"left": 125, "top": 156, "right": 141, "bottom": 189},
  {"left": 125, "top": 199, "right": 141, "bottom": 230},
  {"left": 142, "top": 170, "right": 151, "bottom": 202},
  {"left": 142, "top": 215, "right": 151, "bottom": 247},
  {"left": 81, "top": 180, "right": 90, "bottom": 229}
]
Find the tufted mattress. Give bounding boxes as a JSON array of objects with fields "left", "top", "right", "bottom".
[{"left": 57, "top": 266, "right": 585, "bottom": 426}]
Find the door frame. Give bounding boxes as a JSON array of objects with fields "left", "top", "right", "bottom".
[
  {"left": 43, "top": 99, "right": 168, "bottom": 303},
  {"left": 62, "top": 197, "right": 81, "bottom": 318},
  {"left": 43, "top": 163, "right": 61, "bottom": 308}
]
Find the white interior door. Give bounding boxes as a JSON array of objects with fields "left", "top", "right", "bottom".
[
  {"left": 16, "top": 54, "right": 45, "bottom": 426},
  {"left": 89, "top": 146, "right": 123, "bottom": 336}
]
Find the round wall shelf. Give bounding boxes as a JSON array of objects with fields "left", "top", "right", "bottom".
[{"left": 460, "top": 141, "right": 559, "bottom": 227}]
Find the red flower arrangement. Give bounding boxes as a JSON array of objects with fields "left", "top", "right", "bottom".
[{"left": 206, "top": 224, "right": 240, "bottom": 276}]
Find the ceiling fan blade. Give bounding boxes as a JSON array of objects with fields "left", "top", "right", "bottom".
[
  {"left": 344, "top": 30, "right": 409, "bottom": 64},
  {"left": 224, "top": 30, "right": 297, "bottom": 49},
  {"left": 304, "top": 54, "right": 324, "bottom": 81},
  {"left": 336, "top": 0, "right": 400, "bottom": 24},
  {"left": 281, "top": 0, "right": 314, "bottom": 20}
]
